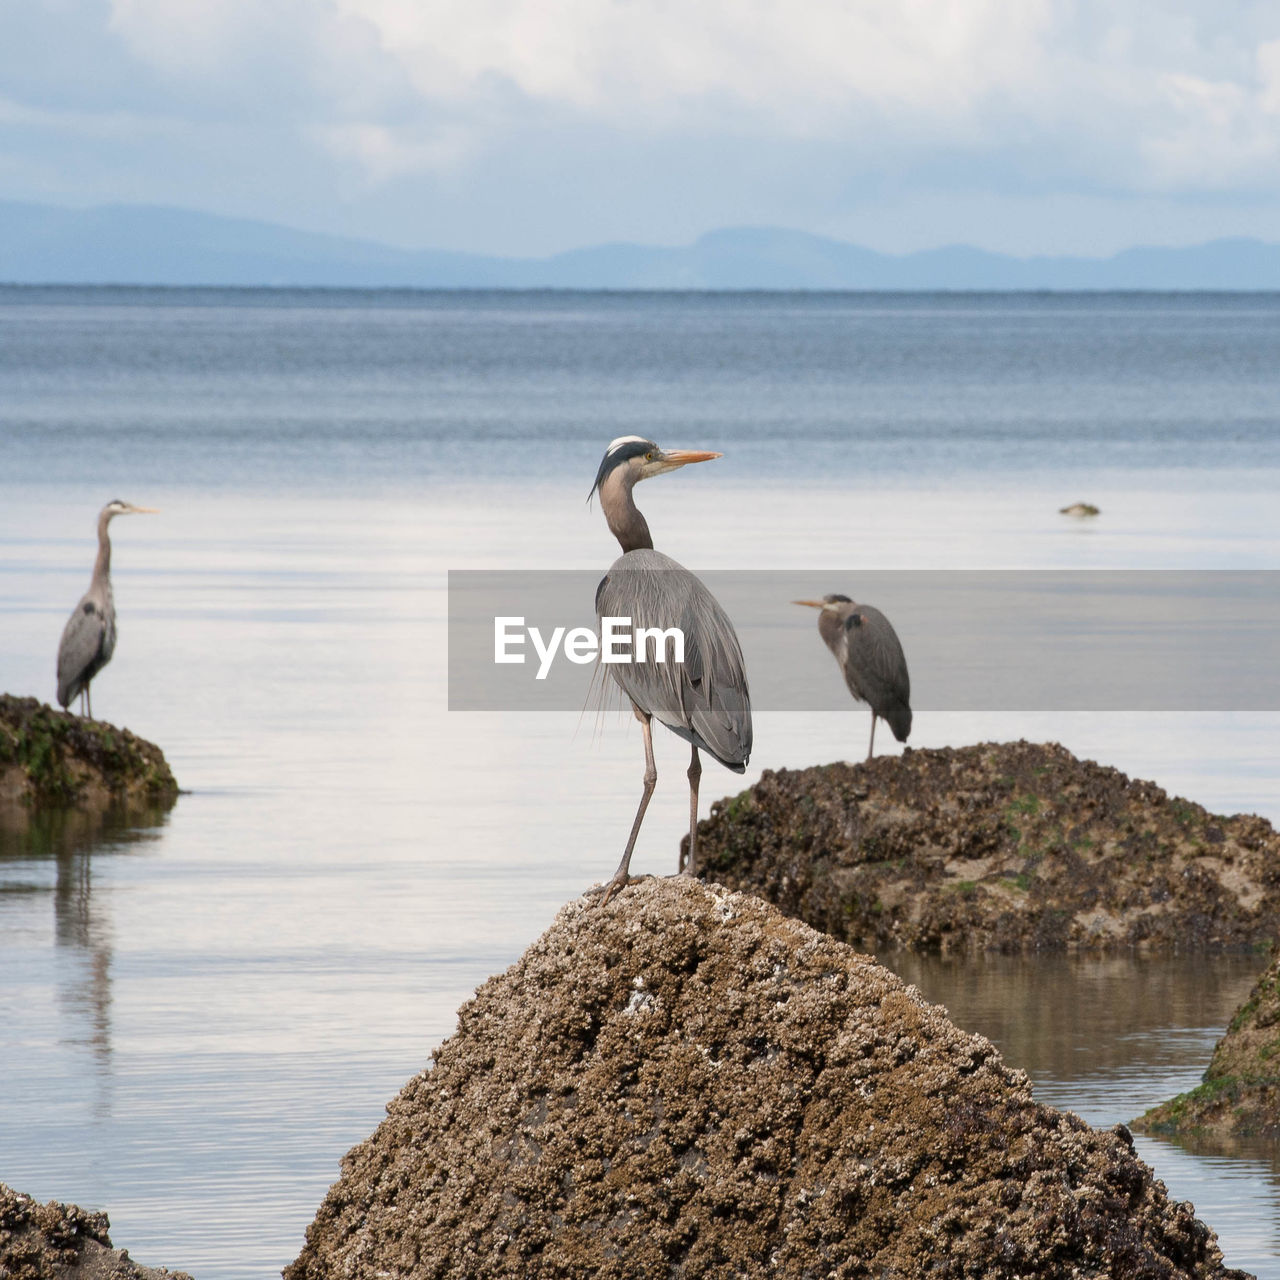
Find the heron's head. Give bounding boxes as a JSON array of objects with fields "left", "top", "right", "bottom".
[
  {"left": 589, "top": 436, "right": 722, "bottom": 500},
  {"left": 101, "top": 499, "right": 160, "bottom": 522},
  {"left": 792, "top": 593, "right": 854, "bottom": 615}
]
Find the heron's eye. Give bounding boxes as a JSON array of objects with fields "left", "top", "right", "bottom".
[{"left": 645, "top": 451, "right": 655, "bottom": 461}]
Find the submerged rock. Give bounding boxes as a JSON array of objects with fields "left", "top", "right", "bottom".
[
  {"left": 1135, "top": 947, "right": 1280, "bottom": 1139},
  {"left": 288, "top": 877, "right": 1246, "bottom": 1280},
  {"left": 693, "top": 741, "right": 1280, "bottom": 953},
  {"left": 0, "top": 695, "right": 178, "bottom": 809},
  {"left": 0, "top": 1183, "right": 191, "bottom": 1280}
]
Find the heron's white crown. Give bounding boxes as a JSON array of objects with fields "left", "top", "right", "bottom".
[{"left": 606, "top": 434, "right": 653, "bottom": 456}]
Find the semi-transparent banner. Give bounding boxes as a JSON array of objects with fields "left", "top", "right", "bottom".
[{"left": 448, "top": 570, "right": 1280, "bottom": 711}]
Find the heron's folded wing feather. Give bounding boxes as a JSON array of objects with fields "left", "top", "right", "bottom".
[
  {"left": 56, "top": 597, "right": 107, "bottom": 700},
  {"left": 596, "top": 553, "right": 752, "bottom": 769},
  {"left": 844, "top": 605, "right": 912, "bottom": 740}
]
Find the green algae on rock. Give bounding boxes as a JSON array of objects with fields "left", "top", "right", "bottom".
[
  {"left": 287, "top": 877, "right": 1247, "bottom": 1280},
  {"left": 0, "top": 1182, "right": 191, "bottom": 1280},
  {"left": 0, "top": 694, "right": 177, "bottom": 809},
  {"left": 692, "top": 741, "right": 1280, "bottom": 953},
  {"left": 1135, "top": 947, "right": 1280, "bottom": 1139}
]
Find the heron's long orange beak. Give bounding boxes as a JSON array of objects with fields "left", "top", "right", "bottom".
[
  {"left": 130, "top": 506, "right": 161, "bottom": 514},
  {"left": 792, "top": 599, "right": 826, "bottom": 609},
  {"left": 662, "top": 449, "right": 722, "bottom": 466}
]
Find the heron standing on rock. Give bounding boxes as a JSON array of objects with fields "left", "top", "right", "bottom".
[
  {"left": 794, "top": 594, "right": 911, "bottom": 761},
  {"left": 592, "top": 437, "right": 752, "bottom": 905},
  {"left": 56, "top": 500, "right": 158, "bottom": 719}
]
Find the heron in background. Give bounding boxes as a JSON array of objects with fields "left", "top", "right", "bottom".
[
  {"left": 592, "top": 436, "right": 752, "bottom": 905},
  {"left": 794, "top": 594, "right": 911, "bottom": 761},
  {"left": 57, "top": 500, "right": 159, "bottom": 719}
]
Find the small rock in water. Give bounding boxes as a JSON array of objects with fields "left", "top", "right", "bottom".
[
  {"left": 0, "top": 1182, "right": 191, "bottom": 1279},
  {"left": 0, "top": 694, "right": 178, "bottom": 810},
  {"left": 1136, "top": 944, "right": 1280, "bottom": 1139},
  {"left": 1060, "top": 501, "right": 1101, "bottom": 516},
  {"left": 694, "top": 740, "right": 1280, "bottom": 953}
]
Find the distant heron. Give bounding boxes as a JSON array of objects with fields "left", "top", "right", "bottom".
[
  {"left": 56, "top": 500, "right": 158, "bottom": 719},
  {"left": 592, "top": 437, "right": 751, "bottom": 905},
  {"left": 794, "top": 594, "right": 911, "bottom": 761}
]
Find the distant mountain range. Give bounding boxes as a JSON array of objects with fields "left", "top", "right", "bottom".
[{"left": 3, "top": 200, "right": 1280, "bottom": 290}]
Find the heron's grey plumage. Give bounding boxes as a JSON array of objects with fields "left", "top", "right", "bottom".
[
  {"left": 799, "top": 593, "right": 911, "bottom": 760},
  {"left": 56, "top": 500, "right": 157, "bottom": 718},
  {"left": 591, "top": 437, "right": 751, "bottom": 904},
  {"left": 57, "top": 586, "right": 116, "bottom": 712},
  {"left": 596, "top": 550, "right": 751, "bottom": 771}
]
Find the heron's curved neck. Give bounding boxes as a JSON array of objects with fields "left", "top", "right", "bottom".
[
  {"left": 599, "top": 468, "right": 653, "bottom": 553},
  {"left": 93, "top": 510, "right": 114, "bottom": 586}
]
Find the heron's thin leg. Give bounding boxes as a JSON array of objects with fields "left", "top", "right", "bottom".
[
  {"left": 681, "top": 745, "right": 702, "bottom": 879},
  {"left": 867, "top": 713, "right": 877, "bottom": 762},
  {"left": 598, "top": 706, "right": 657, "bottom": 907}
]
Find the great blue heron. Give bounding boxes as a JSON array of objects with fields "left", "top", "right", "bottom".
[
  {"left": 56, "top": 500, "right": 158, "bottom": 719},
  {"left": 592, "top": 436, "right": 752, "bottom": 905},
  {"left": 794, "top": 594, "right": 911, "bottom": 761}
]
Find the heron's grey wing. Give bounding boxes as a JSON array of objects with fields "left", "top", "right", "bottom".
[
  {"left": 597, "top": 553, "right": 752, "bottom": 769},
  {"left": 597, "top": 560, "right": 694, "bottom": 735},
  {"left": 56, "top": 596, "right": 109, "bottom": 706},
  {"left": 671, "top": 581, "right": 752, "bottom": 767},
  {"left": 843, "top": 605, "right": 912, "bottom": 741}
]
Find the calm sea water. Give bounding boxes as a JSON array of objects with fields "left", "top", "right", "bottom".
[{"left": 2, "top": 288, "right": 1279, "bottom": 1277}]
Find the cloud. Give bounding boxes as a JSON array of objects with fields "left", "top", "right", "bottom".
[
  {"left": 4, "top": 0, "right": 1280, "bottom": 253},
  {"left": 92, "top": 0, "right": 1280, "bottom": 189},
  {"left": 314, "top": 121, "right": 476, "bottom": 181},
  {"left": 1140, "top": 70, "right": 1279, "bottom": 188},
  {"left": 338, "top": 0, "right": 1054, "bottom": 126},
  {"left": 0, "top": 93, "right": 181, "bottom": 142},
  {"left": 1255, "top": 37, "right": 1280, "bottom": 112},
  {"left": 106, "top": 0, "right": 410, "bottom": 120}
]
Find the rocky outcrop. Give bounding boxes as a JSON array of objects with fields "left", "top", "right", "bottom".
[
  {"left": 288, "top": 877, "right": 1247, "bottom": 1280},
  {"left": 692, "top": 741, "right": 1280, "bottom": 952},
  {"left": 0, "top": 695, "right": 178, "bottom": 809},
  {"left": 0, "top": 1183, "right": 190, "bottom": 1280},
  {"left": 1135, "top": 947, "right": 1280, "bottom": 1139}
]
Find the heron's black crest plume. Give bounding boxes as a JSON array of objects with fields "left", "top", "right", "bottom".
[{"left": 588, "top": 436, "right": 658, "bottom": 501}]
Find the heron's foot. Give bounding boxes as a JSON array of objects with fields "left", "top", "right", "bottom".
[
  {"left": 591, "top": 872, "right": 634, "bottom": 908},
  {"left": 678, "top": 864, "right": 699, "bottom": 880}
]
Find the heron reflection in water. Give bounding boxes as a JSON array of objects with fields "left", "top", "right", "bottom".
[{"left": 591, "top": 437, "right": 751, "bottom": 905}]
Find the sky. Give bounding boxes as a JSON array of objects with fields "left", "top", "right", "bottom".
[{"left": 3, "top": 0, "right": 1280, "bottom": 258}]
